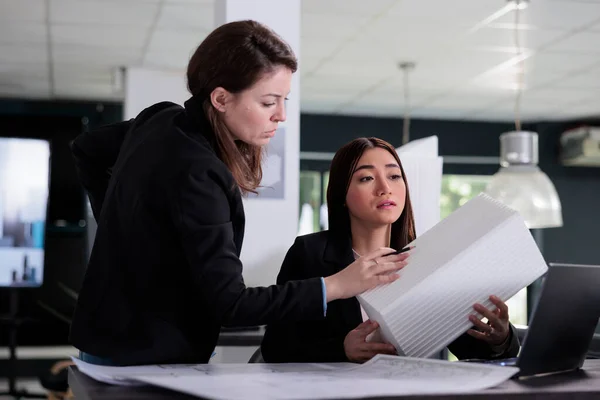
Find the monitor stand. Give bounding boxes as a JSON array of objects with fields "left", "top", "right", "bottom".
[{"left": 0, "top": 288, "right": 46, "bottom": 399}]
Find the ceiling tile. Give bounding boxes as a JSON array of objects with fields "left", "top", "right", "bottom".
[
  {"left": 356, "top": 22, "right": 466, "bottom": 59},
  {"left": 494, "top": 0, "right": 600, "bottom": 29},
  {"left": 301, "top": 13, "right": 372, "bottom": 40},
  {"left": 301, "top": 90, "right": 356, "bottom": 104},
  {"left": 298, "top": 57, "right": 324, "bottom": 76},
  {"left": 556, "top": 100, "right": 600, "bottom": 119},
  {"left": 449, "top": 89, "right": 572, "bottom": 123},
  {"left": 147, "top": 29, "right": 207, "bottom": 53},
  {"left": 421, "top": 92, "right": 514, "bottom": 111},
  {"left": 349, "top": 84, "right": 443, "bottom": 112},
  {"left": 485, "top": 22, "right": 567, "bottom": 31},
  {"left": 378, "top": 73, "right": 465, "bottom": 95},
  {"left": 459, "top": 27, "right": 565, "bottom": 51},
  {"left": 53, "top": 82, "right": 123, "bottom": 101},
  {"left": 527, "top": 51, "right": 600, "bottom": 73},
  {"left": 106, "top": 0, "right": 160, "bottom": 2},
  {"left": 0, "top": 78, "right": 50, "bottom": 96},
  {"left": 300, "top": 101, "right": 340, "bottom": 115},
  {"left": 544, "top": 67, "right": 600, "bottom": 90},
  {"left": 546, "top": 31, "right": 600, "bottom": 53},
  {"left": 53, "top": 67, "right": 113, "bottom": 85},
  {"left": 588, "top": 18, "right": 600, "bottom": 31},
  {"left": 337, "top": 103, "right": 405, "bottom": 118},
  {"left": 470, "top": 67, "right": 567, "bottom": 92},
  {"left": 0, "top": 0, "right": 46, "bottom": 22},
  {"left": 163, "top": 0, "right": 212, "bottom": 4},
  {"left": 49, "top": 0, "right": 158, "bottom": 26},
  {"left": 386, "top": 0, "right": 503, "bottom": 25},
  {"left": 0, "top": 23, "right": 46, "bottom": 44},
  {"left": 300, "top": 36, "right": 346, "bottom": 60},
  {"left": 301, "top": 0, "right": 397, "bottom": 17},
  {"left": 522, "top": 87, "right": 597, "bottom": 105},
  {"left": 52, "top": 65, "right": 121, "bottom": 100},
  {"left": 157, "top": 3, "right": 214, "bottom": 30},
  {"left": 0, "top": 62, "right": 48, "bottom": 82},
  {"left": 1, "top": 0, "right": 600, "bottom": 119},
  {"left": 52, "top": 44, "right": 143, "bottom": 66},
  {"left": 313, "top": 60, "right": 398, "bottom": 82},
  {"left": 362, "top": 49, "right": 519, "bottom": 94},
  {"left": 0, "top": 44, "right": 47, "bottom": 63},
  {"left": 52, "top": 24, "right": 148, "bottom": 48},
  {"left": 301, "top": 73, "right": 376, "bottom": 95},
  {"left": 143, "top": 50, "right": 190, "bottom": 70},
  {"left": 301, "top": 90, "right": 363, "bottom": 115},
  {"left": 410, "top": 108, "right": 474, "bottom": 120},
  {"left": 465, "top": 108, "right": 523, "bottom": 122}
]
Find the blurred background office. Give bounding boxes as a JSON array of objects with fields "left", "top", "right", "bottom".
[{"left": 0, "top": 0, "right": 599, "bottom": 397}]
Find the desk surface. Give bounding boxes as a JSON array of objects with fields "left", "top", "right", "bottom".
[{"left": 69, "top": 359, "right": 600, "bottom": 400}]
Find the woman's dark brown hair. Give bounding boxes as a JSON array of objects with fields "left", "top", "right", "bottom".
[
  {"left": 187, "top": 20, "right": 297, "bottom": 194},
  {"left": 327, "top": 137, "right": 416, "bottom": 250}
]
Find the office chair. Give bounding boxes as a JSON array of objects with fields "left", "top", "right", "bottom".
[
  {"left": 588, "top": 333, "right": 600, "bottom": 359},
  {"left": 248, "top": 348, "right": 264, "bottom": 363},
  {"left": 515, "top": 325, "right": 528, "bottom": 343}
]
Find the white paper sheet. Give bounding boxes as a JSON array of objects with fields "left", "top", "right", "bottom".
[
  {"left": 73, "top": 354, "right": 518, "bottom": 400},
  {"left": 358, "top": 193, "right": 549, "bottom": 358},
  {"left": 396, "top": 136, "right": 443, "bottom": 237},
  {"left": 71, "top": 357, "right": 355, "bottom": 386},
  {"left": 72, "top": 357, "right": 163, "bottom": 386}
]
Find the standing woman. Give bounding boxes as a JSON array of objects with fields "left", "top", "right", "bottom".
[{"left": 69, "top": 20, "right": 407, "bottom": 366}]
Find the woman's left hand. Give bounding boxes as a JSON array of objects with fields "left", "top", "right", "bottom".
[{"left": 467, "top": 295, "right": 510, "bottom": 346}]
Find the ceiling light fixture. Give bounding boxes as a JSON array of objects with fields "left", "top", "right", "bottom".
[{"left": 483, "top": 0, "right": 563, "bottom": 229}]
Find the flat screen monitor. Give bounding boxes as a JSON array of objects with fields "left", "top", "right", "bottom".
[{"left": 0, "top": 137, "right": 50, "bottom": 288}]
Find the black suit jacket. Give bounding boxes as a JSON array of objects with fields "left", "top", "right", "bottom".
[
  {"left": 69, "top": 96, "right": 324, "bottom": 366},
  {"left": 261, "top": 231, "right": 520, "bottom": 363}
]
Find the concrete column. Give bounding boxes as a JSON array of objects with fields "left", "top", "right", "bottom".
[{"left": 216, "top": 0, "right": 301, "bottom": 288}]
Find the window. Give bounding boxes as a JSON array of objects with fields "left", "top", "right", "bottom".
[
  {"left": 441, "top": 175, "right": 490, "bottom": 220},
  {"left": 298, "top": 171, "right": 321, "bottom": 235},
  {"left": 321, "top": 171, "right": 330, "bottom": 230}
]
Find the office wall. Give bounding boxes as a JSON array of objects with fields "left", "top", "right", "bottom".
[{"left": 300, "top": 113, "right": 516, "bottom": 156}]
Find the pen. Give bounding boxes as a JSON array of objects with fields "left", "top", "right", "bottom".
[{"left": 386, "top": 246, "right": 414, "bottom": 256}]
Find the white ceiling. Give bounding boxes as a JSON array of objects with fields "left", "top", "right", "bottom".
[{"left": 1, "top": 0, "right": 600, "bottom": 121}]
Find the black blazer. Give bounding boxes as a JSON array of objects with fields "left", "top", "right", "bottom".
[
  {"left": 69, "top": 96, "right": 324, "bottom": 366},
  {"left": 261, "top": 231, "right": 520, "bottom": 363}
]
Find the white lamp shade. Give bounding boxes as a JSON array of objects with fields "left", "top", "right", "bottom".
[{"left": 484, "top": 165, "right": 563, "bottom": 229}]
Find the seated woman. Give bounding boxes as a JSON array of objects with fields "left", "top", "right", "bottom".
[{"left": 261, "top": 137, "right": 520, "bottom": 363}]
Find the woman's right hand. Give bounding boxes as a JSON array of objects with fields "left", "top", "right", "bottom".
[
  {"left": 344, "top": 320, "right": 397, "bottom": 363},
  {"left": 324, "top": 247, "right": 409, "bottom": 301}
]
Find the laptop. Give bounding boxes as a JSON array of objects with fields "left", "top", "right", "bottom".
[{"left": 468, "top": 262, "right": 600, "bottom": 377}]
